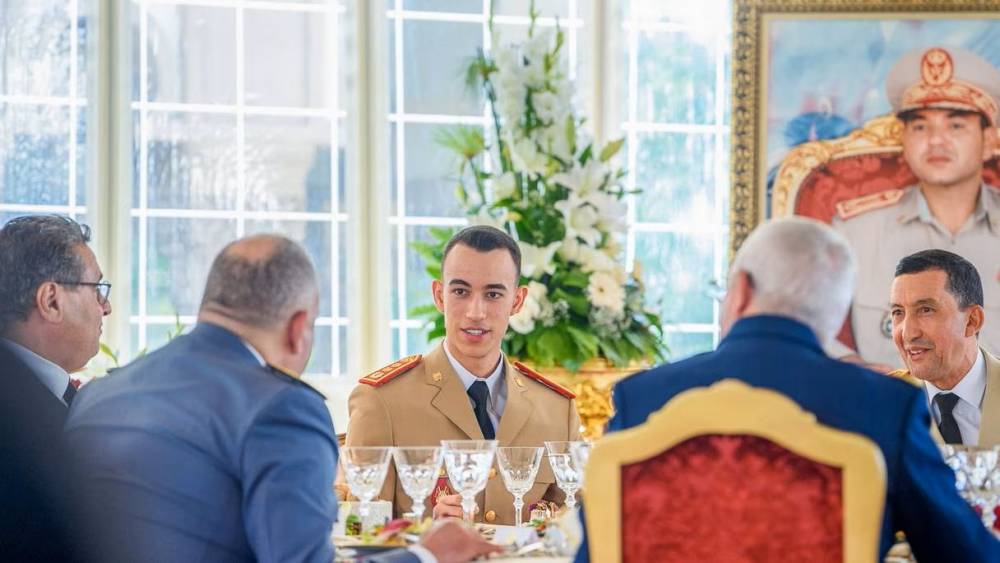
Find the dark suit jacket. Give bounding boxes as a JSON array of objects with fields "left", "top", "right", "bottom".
[
  {"left": 575, "top": 315, "right": 1000, "bottom": 563},
  {"left": 0, "top": 341, "right": 86, "bottom": 561}
]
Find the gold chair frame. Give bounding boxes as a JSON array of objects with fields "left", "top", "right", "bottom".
[{"left": 584, "top": 379, "right": 887, "bottom": 563}]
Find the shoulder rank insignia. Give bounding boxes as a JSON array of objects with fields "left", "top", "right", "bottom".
[
  {"left": 267, "top": 364, "right": 327, "bottom": 399},
  {"left": 886, "top": 368, "right": 922, "bottom": 388},
  {"left": 360, "top": 354, "right": 422, "bottom": 387},
  {"left": 512, "top": 361, "right": 576, "bottom": 399},
  {"left": 835, "top": 189, "right": 905, "bottom": 221}
]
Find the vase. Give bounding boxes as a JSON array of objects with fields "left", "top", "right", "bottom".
[{"left": 518, "top": 359, "right": 644, "bottom": 440}]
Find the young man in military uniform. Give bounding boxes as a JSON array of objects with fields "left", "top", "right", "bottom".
[
  {"left": 832, "top": 46, "right": 1000, "bottom": 369},
  {"left": 346, "top": 226, "right": 582, "bottom": 525}
]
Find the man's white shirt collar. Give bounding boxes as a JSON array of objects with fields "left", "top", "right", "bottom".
[
  {"left": 442, "top": 340, "right": 508, "bottom": 429},
  {"left": 924, "top": 349, "right": 987, "bottom": 445},
  {"left": 2, "top": 338, "right": 71, "bottom": 405}
]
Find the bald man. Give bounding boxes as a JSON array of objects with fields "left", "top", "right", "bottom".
[{"left": 66, "top": 235, "right": 498, "bottom": 563}]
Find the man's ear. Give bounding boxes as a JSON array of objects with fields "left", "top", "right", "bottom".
[
  {"left": 730, "top": 270, "right": 755, "bottom": 317},
  {"left": 965, "top": 304, "right": 985, "bottom": 337},
  {"left": 510, "top": 285, "right": 528, "bottom": 315},
  {"left": 35, "top": 282, "right": 63, "bottom": 323},
  {"left": 432, "top": 279, "right": 445, "bottom": 313},
  {"left": 287, "top": 309, "right": 309, "bottom": 355},
  {"left": 982, "top": 125, "right": 998, "bottom": 162}
]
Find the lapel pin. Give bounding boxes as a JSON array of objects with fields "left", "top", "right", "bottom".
[{"left": 432, "top": 372, "right": 443, "bottom": 383}]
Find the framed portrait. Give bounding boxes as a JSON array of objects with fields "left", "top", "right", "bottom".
[{"left": 729, "top": 0, "right": 1000, "bottom": 253}]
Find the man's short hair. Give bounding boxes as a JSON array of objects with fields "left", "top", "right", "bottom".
[
  {"left": 898, "top": 108, "right": 991, "bottom": 130},
  {"left": 894, "top": 249, "right": 984, "bottom": 310},
  {"left": 442, "top": 226, "right": 522, "bottom": 280},
  {"left": 0, "top": 216, "right": 92, "bottom": 334},
  {"left": 200, "top": 235, "right": 318, "bottom": 327},
  {"left": 731, "top": 217, "right": 857, "bottom": 345}
]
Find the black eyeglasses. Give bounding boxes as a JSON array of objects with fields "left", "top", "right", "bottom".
[{"left": 56, "top": 281, "right": 112, "bottom": 305}]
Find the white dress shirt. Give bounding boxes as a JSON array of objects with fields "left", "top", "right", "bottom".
[
  {"left": 443, "top": 339, "right": 508, "bottom": 431},
  {"left": 2, "top": 338, "right": 72, "bottom": 406},
  {"left": 924, "top": 350, "right": 987, "bottom": 446}
]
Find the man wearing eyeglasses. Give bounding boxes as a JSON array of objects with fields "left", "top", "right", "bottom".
[{"left": 0, "top": 215, "right": 112, "bottom": 434}]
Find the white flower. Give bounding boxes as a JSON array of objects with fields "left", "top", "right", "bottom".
[
  {"left": 551, "top": 160, "right": 605, "bottom": 199},
  {"left": 554, "top": 196, "right": 601, "bottom": 246},
  {"left": 510, "top": 137, "right": 548, "bottom": 176},
  {"left": 527, "top": 280, "right": 548, "bottom": 301},
  {"left": 519, "top": 241, "right": 561, "bottom": 279},
  {"left": 579, "top": 245, "right": 619, "bottom": 274},
  {"left": 587, "top": 191, "right": 628, "bottom": 234},
  {"left": 532, "top": 91, "right": 563, "bottom": 124},
  {"left": 587, "top": 270, "right": 626, "bottom": 314},
  {"left": 468, "top": 206, "right": 508, "bottom": 231},
  {"left": 538, "top": 122, "right": 574, "bottom": 164},
  {"left": 492, "top": 172, "right": 518, "bottom": 200},
  {"left": 509, "top": 294, "right": 541, "bottom": 334}
]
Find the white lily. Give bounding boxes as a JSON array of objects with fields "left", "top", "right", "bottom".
[
  {"left": 467, "top": 206, "right": 509, "bottom": 231},
  {"left": 554, "top": 196, "right": 601, "bottom": 247},
  {"left": 510, "top": 137, "right": 548, "bottom": 176},
  {"left": 551, "top": 160, "right": 605, "bottom": 199},
  {"left": 519, "top": 241, "right": 561, "bottom": 279},
  {"left": 587, "top": 191, "right": 628, "bottom": 234},
  {"left": 491, "top": 172, "right": 518, "bottom": 200}
]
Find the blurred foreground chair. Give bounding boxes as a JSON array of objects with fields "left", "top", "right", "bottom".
[{"left": 583, "top": 379, "right": 886, "bottom": 562}]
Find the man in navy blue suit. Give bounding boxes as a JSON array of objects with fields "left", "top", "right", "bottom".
[
  {"left": 576, "top": 217, "right": 999, "bottom": 562},
  {"left": 66, "top": 234, "right": 498, "bottom": 563}
]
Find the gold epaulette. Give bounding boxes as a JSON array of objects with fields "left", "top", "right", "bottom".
[
  {"left": 835, "top": 189, "right": 905, "bottom": 221},
  {"left": 512, "top": 361, "right": 576, "bottom": 399},
  {"left": 360, "top": 354, "right": 422, "bottom": 387},
  {"left": 886, "top": 368, "right": 922, "bottom": 388}
]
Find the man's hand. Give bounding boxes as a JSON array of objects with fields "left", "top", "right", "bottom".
[
  {"left": 432, "top": 493, "right": 468, "bottom": 519},
  {"left": 418, "top": 520, "right": 502, "bottom": 563}
]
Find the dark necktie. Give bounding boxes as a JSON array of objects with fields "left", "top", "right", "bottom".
[
  {"left": 933, "top": 393, "right": 963, "bottom": 445},
  {"left": 62, "top": 380, "right": 78, "bottom": 406},
  {"left": 467, "top": 381, "right": 496, "bottom": 440}
]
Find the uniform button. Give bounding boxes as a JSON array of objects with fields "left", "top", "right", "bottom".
[
  {"left": 489, "top": 467, "right": 497, "bottom": 479},
  {"left": 485, "top": 510, "right": 496, "bottom": 523}
]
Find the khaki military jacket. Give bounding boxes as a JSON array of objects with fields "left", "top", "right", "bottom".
[
  {"left": 890, "top": 348, "right": 1000, "bottom": 447},
  {"left": 832, "top": 184, "right": 1000, "bottom": 367},
  {"left": 345, "top": 343, "right": 582, "bottom": 525}
]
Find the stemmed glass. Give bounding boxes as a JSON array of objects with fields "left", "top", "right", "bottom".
[
  {"left": 340, "top": 446, "right": 393, "bottom": 531},
  {"left": 497, "top": 446, "right": 544, "bottom": 527},
  {"left": 441, "top": 440, "right": 498, "bottom": 522},
  {"left": 545, "top": 441, "right": 584, "bottom": 510},
  {"left": 393, "top": 447, "right": 442, "bottom": 520},
  {"left": 570, "top": 441, "right": 593, "bottom": 485}
]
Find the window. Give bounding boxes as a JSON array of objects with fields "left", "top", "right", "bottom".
[
  {"left": 1, "top": 0, "right": 93, "bottom": 225},
  {"left": 126, "top": 0, "right": 353, "bottom": 376}
]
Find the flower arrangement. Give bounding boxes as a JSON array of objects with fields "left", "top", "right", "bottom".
[{"left": 413, "top": 10, "right": 666, "bottom": 372}]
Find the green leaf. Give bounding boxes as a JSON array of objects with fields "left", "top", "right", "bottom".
[
  {"left": 565, "top": 326, "right": 599, "bottom": 358},
  {"left": 598, "top": 340, "right": 625, "bottom": 366},
  {"left": 551, "top": 288, "right": 588, "bottom": 316},
  {"left": 409, "top": 303, "right": 441, "bottom": 317},
  {"left": 435, "top": 125, "right": 486, "bottom": 160},
  {"left": 599, "top": 138, "right": 625, "bottom": 162},
  {"left": 99, "top": 342, "right": 119, "bottom": 367}
]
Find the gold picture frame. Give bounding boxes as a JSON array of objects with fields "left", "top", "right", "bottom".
[{"left": 729, "top": 0, "right": 1000, "bottom": 254}]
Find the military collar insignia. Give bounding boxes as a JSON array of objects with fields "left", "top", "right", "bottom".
[
  {"left": 512, "top": 361, "right": 575, "bottom": 399},
  {"left": 360, "top": 354, "right": 422, "bottom": 387}
]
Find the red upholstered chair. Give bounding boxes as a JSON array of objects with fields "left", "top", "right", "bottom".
[
  {"left": 771, "top": 114, "right": 1000, "bottom": 223},
  {"left": 583, "top": 379, "right": 886, "bottom": 563}
]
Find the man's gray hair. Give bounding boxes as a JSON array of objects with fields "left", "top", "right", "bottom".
[
  {"left": 731, "top": 217, "right": 856, "bottom": 345},
  {"left": 200, "top": 235, "right": 318, "bottom": 327},
  {"left": 0, "top": 215, "right": 92, "bottom": 334}
]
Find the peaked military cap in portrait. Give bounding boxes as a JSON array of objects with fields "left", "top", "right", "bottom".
[{"left": 886, "top": 46, "right": 1000, "bottom": 126}]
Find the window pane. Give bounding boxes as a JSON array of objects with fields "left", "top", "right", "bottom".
[
  {"left": 401, "top": 1, "right": 479, "bottom": 14},
  {"left": 245, "top": 116, "right": 333, "bottom": 212},
  {"left": 402, "top": 20, "right": 482, "bottom": 115},
  {"left": 493, "top": 0, "right": 569, "bottom": 16},
  {"left": 306, "top": 325, "right": 332, "bottom": 375},
  {"left": 403, "top": 123, "right": 468, "bottom": 217},
  {"left": 145, "top": 217, "right": 236, "bottom": 316},
  {"left": 0, "top": 0, "right": 71, "bottom": 97},
  {"left": 143, "top": 111, "right": 239, "bottom": 209},
  {"left": 634, "top": 230, "right": 715, "bottom": 325},
  {"left": 0, "top": 104, "right": 70, "bottom": 205},
  {"left": 145, "top": 4, "right": 236, "bottom": 105},
  {"left": 664, "top": 331, "right": 713, "bottom": 361},
  {"left": 636, "top": 30, "right": 715, "bottom": 124},
  {"left": 244, "top": 9, "right": 331, "bottom": 108},
  {"left": 635, "top": 131, "right": 715, "bottom": 224},
  {"left": 244, "top": 219, "right": 334, "bottom": 317}
]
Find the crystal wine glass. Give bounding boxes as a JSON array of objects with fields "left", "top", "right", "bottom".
[
  {"left": 393, "top": 446, "right": 442, "bottom": 520},
  {"left": 441, "top": 440, "right": 498, "bottom": 522},
  {"left": 545, "top": 441, "right": 584, "bottom": 510},
  {"left": 570, "top": 441, "right": 592, "bottom": 486},
  {"left": 497, "top": 446, "right": 544, "bottom": 527},
  {"left": 340, "top": 446, "right": 393, "bottom": 531},
  {"left": 952, "top": 445, "right": 1000, "bottom": 529}
]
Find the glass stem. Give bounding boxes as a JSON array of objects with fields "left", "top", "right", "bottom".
[
  {"left": 462, "top": 493, "right": 476, "bottom": 522},
  {"left": 513, "top": 495, "right": 524, "bottom": 527},
  {"left": 564, "top": 488, "right": 577, "bottom": 510},
  {"left": 412, "top": 498, "right": 425, "bottom": 520},
  {"left": 358, "top": 500, "right": 371, "bottom": 532}
]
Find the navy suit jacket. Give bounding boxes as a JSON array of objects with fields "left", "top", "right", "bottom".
[
  {"left": 576, "top": 315, "right": 1000, "bottom": 563},
  {"left": 65, "top": 323, "right": 358, "bottom": 562}
]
